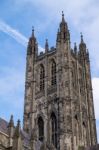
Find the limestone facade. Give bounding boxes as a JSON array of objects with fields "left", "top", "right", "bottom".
[
  {"left": 0, "top": 13, "right": 97, "bottom": 150},
  {"left": 23, "top": 12, "right": 97, "bottom": 150}
]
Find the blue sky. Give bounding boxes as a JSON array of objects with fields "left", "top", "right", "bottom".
[{"left": 0, "top": 0, "right": 99, "bottom": 142}]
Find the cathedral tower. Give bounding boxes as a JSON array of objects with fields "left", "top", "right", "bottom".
[{"left": 23, "top": 12, "right": 97, "bottom": 150}]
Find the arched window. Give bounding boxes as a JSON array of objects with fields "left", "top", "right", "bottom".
[
  {"left": 38, "top": 117, "right": 44, "bottom": 142},
  {"left": 74, "top": 115, "right": 79, "bottom": 145},
  {"left": 51, "top": 113, "right": 57, "bottom": 148},
  {"left": 51, "top": 60, "right": 56, "bottom": 85},
  {"left": 82, "top": 121, "right": 87, "bottom": 146},
  {"left": 40, "top": 65, "right": 45, "bottom": 91}
]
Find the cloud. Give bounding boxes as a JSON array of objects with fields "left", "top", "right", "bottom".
[
  {"left": 12, "top": 0, "right": 99, "bottom": 70},
  {"left": 0, "top": 67, "right": 24, "bottom": 96},
  {"left": 0, "top": 66, "right": 25, "bottom": 124},
  {"left": 0, "top": 0, "right": 99, "bottom": 137},
  {"left": 0, "top": 20, "right": 45, "bottom": 53},
  {"left": 0, "top": 20, "right": 28, "bottom": 47}
]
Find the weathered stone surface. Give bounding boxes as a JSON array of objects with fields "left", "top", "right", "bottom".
[{"left": 0, "top": 13, "right": 97, "bottom": 150}]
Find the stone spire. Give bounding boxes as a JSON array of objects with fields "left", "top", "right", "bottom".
[
  {"left": 81, "top": 32, "right": 84, "bottom": 43},
  {"left": 8, "top": 115, "right": 14, "bottom": 147},
  {"left": 74, "top": 42, "right": 77, "bottom": 54},
  {"left": 56, "top": 11, "right": 70, "bottom": 42},
  {"left": 30, "top": 26, "right": 37, "bottom": 43},
  {"left": 32, "top": 26, "right": 35, "bottom": 38},
  {"left": 29, "top": 26, "right": 36, "bottom": 43},
  {"left": 14, "top": 120, "right": 21, "bottom": 138},
  {"left": 8, "top": 115, "right": 14, "bottom": 128},
  {"left": 12, "top": 120, "right": 22, "bottom": 150},
  {"left": 79, "top": 33, "right": 86, "bottom": 50},
  {"left": 62, "top": 11, "right": 65, "bottom": 23},
  {"left": 45, "top": 39, "right": 49, "bottom": 53},
  {"left": 79, "top": 33, "right": 87, "bottom": 60},
  {"left": 56, "top": 28, "right": 61, "bottom": 42},
  {"left": 27, "top": 26, "right": 38, "bottom": 56},
  {"left": 60, "top": 11, "right": 68, "bottom": 33}
]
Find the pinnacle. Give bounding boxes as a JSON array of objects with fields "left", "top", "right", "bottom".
[
  {"left": 8, "top": 115, "right": 14, "bottom": 127},
  {"left": 80, "top": 32, "right": 84, "bottom": 43},
  {"left": 32, "top": 26, "right": 34, "bottom": 37},
  {"left": 62, "top": 11, "right": 65, "bottom": 22}
]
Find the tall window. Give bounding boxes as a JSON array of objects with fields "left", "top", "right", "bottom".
[
  {"left": 40, "top": 65, "right": 45, "bottom": 91},
  {"left": 51, "top": 113, "right": 57, "bottom": 148},
  {"left": 51, "top": 60, "right": 56, "bottom": 85},
  {"left": 38, "top": 117, "right": 44, "bottom": 142},
  {"left": 83, "top": 121, "right": 87, "bottom": 146},
  {"left": 75, "top": 115, "right": 79, "bottom": 145}
]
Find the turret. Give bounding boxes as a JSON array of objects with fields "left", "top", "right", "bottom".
[
  {"left": 45, "top": 39, "right": 49, "bottom": 53},
  {"left": 8, "top": 115, "right": 14, "bottom": 147},
  {"left": 27, "top": 27, "right": 38, "bottom": 58},
  {"left": 14, "top": 120, "right": 21, "bottom": 138},
  {"left": 79, "top": 33, "right": 87, "bottom": 57},
  {"left": 12, "top": 120, "right": 22, "bottom": 150},
  {"left": 74, "top": 42, "right": 77, "bottom": 56},
  {"left": 24, "top": 27, "right": 38, "bottom": 133},
  {"left": 57, "top": 11, "right": 70, "bottom": 43}
]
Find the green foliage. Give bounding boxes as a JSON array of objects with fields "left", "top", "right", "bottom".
[{"left": 78, "top": 145, "right": 85, "bottom": 150}]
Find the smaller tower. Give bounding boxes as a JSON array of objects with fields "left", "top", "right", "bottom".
[
  {"left": 27, "top": 27, "right": 38, "bottom": 57},
  {"left": 58, "top": 11, "right": 70, "bottom": 42},
  {"left": 12, "top": 120, "right": 22, "bottom": 150},
  {"left": 45, "top": 39, "right": 49, "bottom": 53},
  {"left": 24, "top": 27, "right": 38, "bottom": 133},
  {"left": 74, "top": 42, "right": 77, "bottom": 55},
  {"left": 8, "top": 115, "right": 14, "bottom": 147},
  {"left": 79, "top": 33, "right": 87, "bottom": 59}
]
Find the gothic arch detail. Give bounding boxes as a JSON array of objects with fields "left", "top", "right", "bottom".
[
  {"left": 82, "top": 121, "right": 87, "bottom": 146},
  {"left": 51, "top": 59, "right": 56, "bottom": 85},
  {"left": 40, "top": 64, "right": 45, "bottom": 91},
  {"left": 74, "top": 115, "right": 79, "bottom": 145},
  {"left": 51, "top": 112, "right": 58, "bottom": 148},
  {"left": 38, "top": 116, "right": 44, "bottom": 142}
]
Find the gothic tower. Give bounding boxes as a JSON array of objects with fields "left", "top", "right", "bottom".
[{"left": 23, "top": 12, "right": 97, "bottom": 150}]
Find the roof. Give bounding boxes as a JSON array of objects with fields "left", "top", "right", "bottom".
[
  {"left": 0, "top": 118, "right": 9, "bottom": 135},
  {"left": 86, "top": 145, "right": 99, "bottom": 150}
]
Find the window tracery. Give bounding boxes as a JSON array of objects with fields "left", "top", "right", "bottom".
[
  {"left": 51, "top": 60, "right": 56, "bottom": 85},
  {"left": 51, "top": 112, "right": 57, "bottom": 148},
  {"left": 40, "top": 65, "right": 45, "bottom": 91},
  {"left": 38, "top": 117, "right": 44, "bottom": 142}
]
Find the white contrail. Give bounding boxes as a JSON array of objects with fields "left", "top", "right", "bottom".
[
  {"left": 0, "top": 20, "right": 45, "bottom": 52},
  {"left": 0, "top": 20, "right": 28, "bottom": 47}
]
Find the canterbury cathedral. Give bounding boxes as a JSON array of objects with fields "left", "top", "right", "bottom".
[{"left": 0, "top": 13, "right": 98, "bottom": 150}]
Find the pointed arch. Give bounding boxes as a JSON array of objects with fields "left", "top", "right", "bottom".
[
  {"left": 82, "top": 121, "right": 87, "bottom": 146},
  {"left": 51, "top": 59, "right": 56, "bottom": 85},
  {"left": 51, "top": 112, "right": 58, "bottom": 148},
  {"left": 74, "top": 114, "right": 79, "bottom": 145},
  {"left": 38, "top": 116, "right": 44, "bottom": 142},
  {"left": 40, "top": 64, "right": 45, "bottom": 91}
]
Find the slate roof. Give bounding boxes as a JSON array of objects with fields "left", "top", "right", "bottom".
[
  {"left": 0, "top": 118, "right": 9, "bottom": 135},
  {"left": 0, "top": 118, "right": 31, "bottom": 148},
  {"left": 0, "top": 118, "right": 98, "bottom": 150},
  {"left": 86, "top": 145, "right": 99, "bottom": 150}
]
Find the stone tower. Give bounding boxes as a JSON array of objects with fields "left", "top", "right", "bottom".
[{"left": 23, "top": 12, "right": 97, "bottom": 150}]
